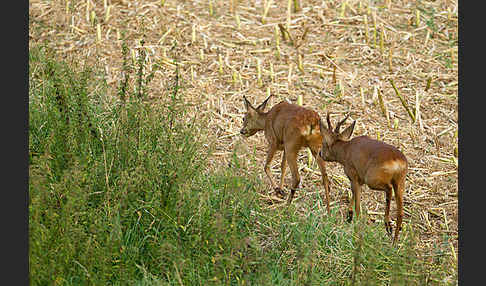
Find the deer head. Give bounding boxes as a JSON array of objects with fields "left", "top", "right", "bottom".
[
  {"left": 240, "top": 95, "right": 271, "bottom": 137},
  {"left": 319, "top": 113, "right": 356, "bottom": 162}
]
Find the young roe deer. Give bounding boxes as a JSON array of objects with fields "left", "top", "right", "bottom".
[
  {"left": 318, "top": 113, "right": 408, "bottom": 244},
  {"left": 240, "top": 95, "right": 331, "bottom": 213}
]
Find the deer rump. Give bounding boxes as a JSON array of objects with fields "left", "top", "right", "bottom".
[{"left": 342, "top": 136, "right": 408, "bottom": 189}]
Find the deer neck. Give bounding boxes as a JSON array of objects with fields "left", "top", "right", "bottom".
[
  {"left": 332, "top": 140, "right": 351, "bottom": 164},
  {"left": 255, "top": 111, "right": 268, "bottom": 131}
]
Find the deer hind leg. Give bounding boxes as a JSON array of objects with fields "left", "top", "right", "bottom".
[
  {"left": 276, "top": 150, "right": 287, "bottom": 198},
  {"left": 392, "top": 178, "right": 405, "bottom": 245},
  {"left": 384, "top": 187, "right": 393, "bottom": 235},
  {"left": 264, "top": 144, "right": 279, "bottom": 192},
  {"left": 285, "top": 145, "right": 301, "bottom": 205},
  {"left": 311, "top": 148, "right": 331, "bottom": 215}
]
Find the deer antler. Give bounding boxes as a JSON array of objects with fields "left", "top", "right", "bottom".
[
  {"left": 257, "top": 94, "right": 272, "bottom": 111},
  {"left": 326, "top": 112, "right": 333, "bottom": 131},
  {"left": 334, "top": 113, "right": 350, "bottom": 134}
]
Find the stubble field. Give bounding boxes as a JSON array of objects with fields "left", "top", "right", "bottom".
[{"left": 29, "top": 0, "right": 458, "bottom": 284}]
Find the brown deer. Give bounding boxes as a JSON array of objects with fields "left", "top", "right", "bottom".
[
  {"left": 318, "top": 113, "right": 408, "bottom": 244},
  {"left": 240, "top": 95, "right": 331, "bottom": 213}
]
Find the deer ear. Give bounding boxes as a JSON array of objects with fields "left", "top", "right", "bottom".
[
  {"left": 319, "top": 118, "right": 325, "bottom": 135},
  {"left": 338, "top": 120, "right": 356, "bottom": 141},
  {"left": 243, "top": 96, "right": 254, "bottom": 111},
  {"left": 320, "top": 119, "right": 333, "bottom": 145},
  {"left": 256, "top": 94, "right": 271, "bottom": 112}
]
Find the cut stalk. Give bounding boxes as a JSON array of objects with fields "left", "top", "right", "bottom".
[
  {"left": 238, "top": 71, "right": 243, "bottom": 86},
  {"left": 416, "top": 89, "right": 423, "bottom": 130},
  {"left": 199, "top": 49, "right": 205, "bottom": 61},
  {"left": 96, "top": 23, "right": 101, "bottom": 43},
  {"left": 332, "top": 64, "right": 336, "bottom": 85},
  {"left": 388, "top": 45, "right": 393, "bottom": 72},
  {"left": 262, "top": 0, "right": 273, "bottom": 24},
  {"left": 270, "top": 62, "right": 275, "bottom": 82},
  {"left": 287, "top": 64, "right": 293, "bottom": 88},
  {"left": 90, "top": 10, "right": 96, "bottom": 25},
  {"left": 105, "top": 5, "right": 111, "bottom": 22},
  {"left": 297, "top": 54, "right": 304, "bottom": 73},
  {"left": 86, "top": 0, "right": 90, "bottom": 22},
  {"left": 340, "top": 1, "right": 347, "bottom": 18},
  {"left": 191, "top": 24, "right": 196, "bottom": 44},
  {"left": 293, "top": 0, "right": 301, "bottom": 13},
  {"left": 286, "top": 0, "right": 292, "bottom": 32},
  {"left": 416, "top": 9, "right": 420, "bottom": 27},
  {"left": 274, "top": 25, "right": 280, "bottom": 46},
  {"left": 218, "top": 54, "right": 224, "bottom": 75},
  {"left": 424, "top": 29, "right": 430, "bottom": 47},
  {"left": 235, "top": 13, "right": 241, "bottom": 29},
  {"left": 379, "top": 26, "right": 385, "bottom": 54},
  {"left": 363, "top": 15, "right": 369, "bottom": 44},
  {"left": 389, "top": 79, "right": 415, "bottom": 123},
  {"left": 377, "top": 88, "right": 389, "bottom": 126},
  {"left": 257, "top": 58, "right": 263, "bottom": 87},
  {"left": 131, "top": 49, "right": 136, "bottom": 64},
  {"left": 232, "top": 69, "right": 237, "bottom": 85},
  {"left": 278, "top": 23, "right": 292, "bottom": 43},
  {"left": 372, "top": 12, "right": 377, "bottom": 48},
  {"left": 339, "top": 79, "right": 344, "bottom": 97},
  {"left": 297, "top": 94, "right": 303, "bottom": 106},
  {"left": 360, "top": 86, "right": 365, "bottom": 106},
  {"left": 425, "top": 77, "right": 432, "bottom": 92}
]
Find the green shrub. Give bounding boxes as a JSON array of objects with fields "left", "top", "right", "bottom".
[{"left": 29, "top": 45, "right": 456, "bottom": 285}]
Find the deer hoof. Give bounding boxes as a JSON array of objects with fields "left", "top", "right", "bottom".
[
  {"left": 347, "top": 211, "right": 353, "bottom": 223},
  {"left": 274, "top": 187, "right": 286, "bottom": 198},
  {"left": 385, "top": 222, "right": 393, "bottom": 235}
]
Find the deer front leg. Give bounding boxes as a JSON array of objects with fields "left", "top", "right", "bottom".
[
  {"left": 312, "top": 149, "right": 331, "bottom": 215},
  {"left": 285, "top": 146, "right": 300, "bottom": 205},
  {"left": 264, "top": 144, "right": 279, "bottom": 192}
]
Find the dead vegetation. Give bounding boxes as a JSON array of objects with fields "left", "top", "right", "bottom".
[{"left": 29, "top": 0, "right": 458, "bottom": 267}]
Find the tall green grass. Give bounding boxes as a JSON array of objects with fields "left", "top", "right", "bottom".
[{"left": 29, "top": 45, "right": 456, "bottom": 285}]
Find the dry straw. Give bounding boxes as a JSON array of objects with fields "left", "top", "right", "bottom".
[{"left": 29, "top": 0, "right": 458, "bottom": 264}]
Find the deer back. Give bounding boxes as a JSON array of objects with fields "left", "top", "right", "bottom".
[
  {"left": 265, "top": 101, "right": 322, "bottom": 149},
  {"left": 343, "top": 136, "right": 408, "bottom": 186}
]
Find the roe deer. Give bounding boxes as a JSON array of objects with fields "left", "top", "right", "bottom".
[
  {"left": 318, "top": 113, "right": 408, "bottom": 244},
  {"left": 240, "top": 95, "right": 331, "bottom": 213}
]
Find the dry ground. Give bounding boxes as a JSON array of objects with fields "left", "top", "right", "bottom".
[{"left": 29, "top": 0, "right": 458, "bottom": 264}]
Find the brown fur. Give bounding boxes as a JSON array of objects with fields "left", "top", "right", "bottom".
[
  {"left": 319, "top": 114, "right": 408, "bottom": 244},
  {"left": 240, "top": 96, "right": 331, "bottom": 213}
]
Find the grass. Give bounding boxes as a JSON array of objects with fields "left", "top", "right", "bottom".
[{"left": 29, "top": 44, "right": 456, "bottom": 285}]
